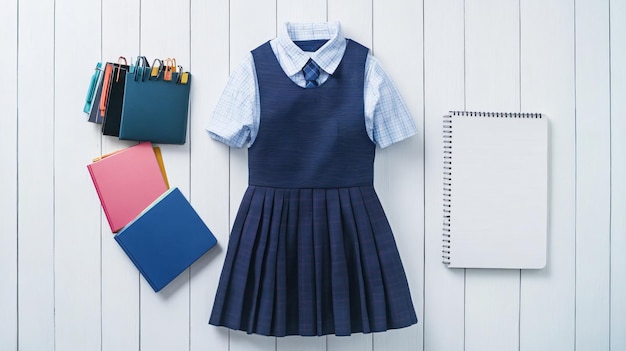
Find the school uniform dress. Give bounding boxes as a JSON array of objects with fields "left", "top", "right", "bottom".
[{"left": 207, "top": 21, "right": 418, "bottom": 337}]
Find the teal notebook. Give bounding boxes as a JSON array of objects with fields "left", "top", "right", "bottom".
[
  {"left": 115, "top": 187, "right": 217, "bottom": 292},
  {"left": 118, "top": 58, "right": 191, "bottom": 144}
]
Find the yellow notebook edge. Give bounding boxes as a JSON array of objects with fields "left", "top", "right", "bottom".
[{"left": 152, "top": 146, "right": 170, "bottom": 189}]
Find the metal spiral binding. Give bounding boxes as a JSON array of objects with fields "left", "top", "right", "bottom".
[
  {"left": 442, "top": 111, "right": 542, "bottom": 265},
  {"left": 448, "top": 111, "right": 543, "bottom": 119},
  {"left": 442, "top": 113, "right": 454, "bottom": 264}
]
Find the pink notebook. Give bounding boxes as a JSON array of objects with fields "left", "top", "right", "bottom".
[{"left": 88, "top": 142, "right": 169, "bottom": 233}]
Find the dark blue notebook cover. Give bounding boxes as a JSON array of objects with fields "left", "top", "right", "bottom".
[{"left": 114, "top": 187, "right": 217, "bottom": 292}]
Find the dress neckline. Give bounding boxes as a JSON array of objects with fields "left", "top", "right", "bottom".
[{"left": 267, "top": 39, "right": 351, "bottom": 90}]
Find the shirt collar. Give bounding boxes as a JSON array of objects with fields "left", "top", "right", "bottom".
[{"left": 274, "top": 21, "right": 347, "bottom": 76}]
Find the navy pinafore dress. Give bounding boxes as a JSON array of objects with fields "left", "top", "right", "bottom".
[{"left": 209, "top": 39, "right": 418, "bottom": 337}]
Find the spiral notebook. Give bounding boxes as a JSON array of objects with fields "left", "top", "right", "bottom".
[{"left": 442, "top": 111, "right": 548, "bottom": 269}]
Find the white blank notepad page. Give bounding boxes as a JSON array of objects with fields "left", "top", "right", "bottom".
[{"left": 446, "top": 113, "right": 547, "bottom": 269}]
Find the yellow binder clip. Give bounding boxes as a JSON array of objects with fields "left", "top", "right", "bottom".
[
  {"left": 150, "top": 58, "right": 163, "bottom": 78},
  {"left": 175, "top": 65, "right": 189, "bottom": 85}
]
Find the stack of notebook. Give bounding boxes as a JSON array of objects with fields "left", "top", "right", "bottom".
[
  {"left": 83, "top": 57, "right": 192, "bottom": 145},
  {"left": 87, "top": 141, "right": 217, "bottom": 292}
]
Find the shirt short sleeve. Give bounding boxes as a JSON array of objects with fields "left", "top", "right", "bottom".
[
  {"left": 364, "top": 55, "right": 417, "bottom": 148},
  {"left": 206, "top": 54, "right": 259, "bottom": 148}
]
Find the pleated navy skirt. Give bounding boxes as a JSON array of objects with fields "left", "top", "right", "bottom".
[
  {"left": 209, "top": 185, "right": 417, "bottom": 336},
  {"left": 209, "top": 39, "right": 418, "bottom": 336}
]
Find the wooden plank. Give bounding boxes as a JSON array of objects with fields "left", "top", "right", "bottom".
[
  {"left": 328, "top": 0, "right": 372, "bottom": 48},
  {"left": 0, "top": 0, "right": 18, "bottom": 349},
  {"left": 16, "top": 0, "right": 56, "bottom": 349},
  {"left": 422, "top": 0, "right": 466, "bottom": 350},
  {"left": 277, "top": 0, "right": 326, "bottom": 23},
  {"left": 518, "top": 0, "right": 576, "bottom": 350},
  {"left": 463, "top": 1, "right": 521, "bottom": 350},
  {"left": 53, "top": 0, "right": 104, "bottom": 349},
  {"left": 610, "top": 1, "right": 626, "bottom": 349},
  {"left": 372, "top": 0, "right": 424, "bottom": 350},
  {"left": 138, "top": 1, "right": 192, "bottom": 350},
  {"left": 574, "top": 0, "right": 611, "bottom": 349},
  {"left": 328, "top": 336, "right": 371, "bottom": 351},
  {"left": 99, "top": 1, "right": 141, "bottom": 350},
  {"left": 465, "top": 272, "right": 520, "bottom": 351},
  {"left": 278, "top": 336, "right": 325, "bottom": 351},
  {"left": 228, "top": 0, "right": 277, "bottom": 349},
  {"left": 465, "top": 0, "right": 521, "bottom": 111},
  {"left": 188, "top": 0, "right": 231, "bottom": 349}
]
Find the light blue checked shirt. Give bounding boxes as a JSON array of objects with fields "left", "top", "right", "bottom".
[{"left": 207, "top": 21, "right": 417, "bottom": 149}]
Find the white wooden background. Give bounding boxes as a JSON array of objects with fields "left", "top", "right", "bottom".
[{"left": 0, "top": 0, "right": 624, "bottom": 350}]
